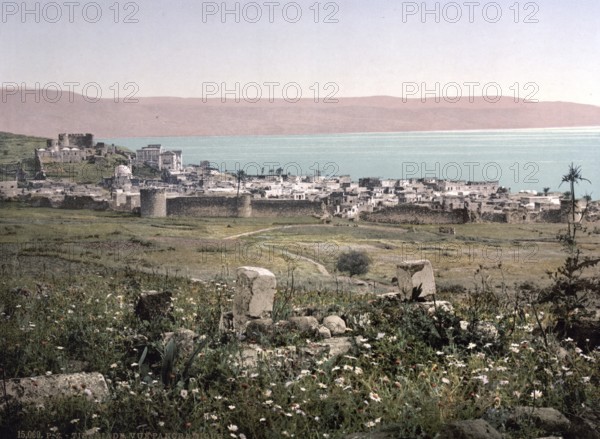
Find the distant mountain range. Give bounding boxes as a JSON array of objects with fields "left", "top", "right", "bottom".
[{"left": 2, "top": 92, "right": 600, "bottom": 138}]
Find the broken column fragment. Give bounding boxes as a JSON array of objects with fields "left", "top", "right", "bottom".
[
  {"left": 397, "top": 260, "right": 436, "bottom": 298},
  {"left": 233, "top": 266, "right": 276, "bottom": 333}
]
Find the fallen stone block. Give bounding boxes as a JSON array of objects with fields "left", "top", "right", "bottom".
[
  {"left": 318, "top": 325, "right": 332, "bottom": 339},
  {"left": 318, "top": 337, "right": 353, "bottom": 357},
  {"left": 233, "top": 267, "right": 276, "bottom": 332},
  {"left": 508, "top": 407, "right": 571, "bottom": 435},
  {"left": 436, "top": 419, "right": 502, "bottom": 439},
  {"left": 323, "top": 315, "right": 347, "bottom": 335},
  {"left": 2, "top": 373, "right": 109, "bottom": 409},
  {"left": 289, "top": 316, "right": 320, "bottom": 334},
  {"left": 397, "top": 260, "right": 436, "bottom": 298}
]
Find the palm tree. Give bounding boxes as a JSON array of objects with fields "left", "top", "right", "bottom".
[
  {"left": 236, "top": 170, "right": 246, "bottom": 198},
  {"left": 543, "top": 187, "right": 550, "bottom": 196},
  {"left": 560, "top": 163, "right": 591, "bottom": 223}
]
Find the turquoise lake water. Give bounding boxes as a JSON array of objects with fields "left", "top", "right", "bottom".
[{"left": 101, "top": 128, "right": 600, "bottom": 197}]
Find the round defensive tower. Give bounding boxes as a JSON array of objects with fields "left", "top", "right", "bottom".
[
  {"left": 140, "top": 188, "right": 167, "bottom": 218},
  {"left": 58, "top": 133, "right": 69, "bottom": 147},
  {"left": 237, "top": 194, "right": 252, "bottom": 218}
]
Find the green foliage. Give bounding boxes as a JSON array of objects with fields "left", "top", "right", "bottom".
[
  {"left": 539, "top": 164, "right": 599, "bottom": 334},
  {"left": 1, "top": 201, "right": 600, "bottom": 437},
  {"left": 538, "top": 225, "right": 600, "bottom": 333},
  {"left": 336, "top": 250, "right": 371, "bottom": 277}
]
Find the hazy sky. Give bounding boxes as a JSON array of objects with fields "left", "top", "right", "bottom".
[{"left": 2, "top": 0, "right": 599, "bottom": 104}]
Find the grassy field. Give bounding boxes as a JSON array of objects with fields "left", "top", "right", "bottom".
[
  {"left": 2, "top": 204, "right": 599, "bottom": 293},
  {"left": 1, "top": 205, "right": 599, "bottom": 438}
]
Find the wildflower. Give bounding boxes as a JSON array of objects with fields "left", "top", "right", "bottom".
[
  {"left": 441, "top": 378, "right": 450, "bottom": 385},
  {"left": 110, "top": 363, "right": 117, "bottom": 369},
  {"left": 474, "top": 375, "right": 489, "bottom": 385},
  {"left": 467, "top": 343, "right": 477, "bottom": 350},
  {"left": 228, "top": 425, "right": 238, "bottom": 432},
  {"left": 369, "top": 392, "right": 382, "bottom": 402},
  {"left": 228, "top": 405, "right": 235, "bottom": 410},
  {"left": 530, "top": 390, "right": 543, "bottom": 399},
  {"left": 158, "top": 421, "right": 165, "bottom": 427},
  {"left": 582, "top": 376, "right": 591, "bottom": 384},
  {"left": 180, "top": 389, "right": 188, "bottom": 399},
  {"left": 56, "top": 346, "right": 64, "bottom": 350},
  {"left": 70, "top": 419, "right": 80, "bottom": 424},
  {"left": 45, "top": 371, "right": 52, "bottom": 376}
]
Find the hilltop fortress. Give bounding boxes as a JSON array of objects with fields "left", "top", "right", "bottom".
[{"left": 35, "top": 133, "right": 118, "bottom": 165}]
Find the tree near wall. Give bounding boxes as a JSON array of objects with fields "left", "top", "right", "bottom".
[{"left": 560, "top": 163, "right": 591, "bottom": 223}]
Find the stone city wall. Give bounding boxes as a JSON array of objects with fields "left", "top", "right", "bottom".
[{"left": 361, "top": 204, "right": 468, "bottom": 224}]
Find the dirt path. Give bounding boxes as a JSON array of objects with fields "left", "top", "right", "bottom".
[
  {"left": 222, "top": 223, "right": 408, "bottom": 277},
  {"left": 278, "top": 248, "right": 331, "bottom": 276},
  {"left": 223, "top": 223, "right": 408, "bottom": 240},
  {"left": 223, "top": 225, "right": 297, "bottom": 240}
]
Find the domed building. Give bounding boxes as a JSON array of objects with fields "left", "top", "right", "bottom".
[
  {"left": 114, "top": 165, "right": 133, "bottom": 188},
  {"left": 115, "top": 165, "right": 132, "bottom": 178}
]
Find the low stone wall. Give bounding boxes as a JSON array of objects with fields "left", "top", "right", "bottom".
[
  {"left": 166, "top": 196, "right": 323, "bottom": 218},
  {"left": 61, "top": 195, "right": 109, "bottom": 211},
  {"left": 251, "top": 199, "right": 324, "bottom": 217},
  {"left": 361, "top": 205, "right": 467, "bottom": 225},
  {"left": 167, "top": 196, "right": 240, "bottom": 217}
]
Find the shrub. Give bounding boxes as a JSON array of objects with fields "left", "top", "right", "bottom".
[{"left": 336, "top": 250, "right": 371, "bottom": 277}]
